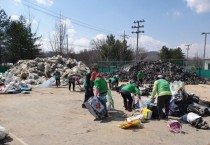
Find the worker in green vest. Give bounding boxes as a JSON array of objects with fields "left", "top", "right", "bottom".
[
  {"left": 108, "top": 75, "right": 119, "bottom": 90},
  {"left": 120, "top": 83, "right": 141, "bottom": 112},
  {"left": 137, "top": 70, "right": 143, "bottom": 85},
  {"left": 151, "top": 74, "right": 172, "bottom": 120}
]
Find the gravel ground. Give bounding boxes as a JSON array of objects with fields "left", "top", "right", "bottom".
[{"left": 0, "top": 84, "right": 210, "bottom": 145}]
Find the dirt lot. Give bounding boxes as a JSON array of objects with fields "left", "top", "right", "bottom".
[{"left": 0, "top": 84, "right": 210, "bottom": 145}]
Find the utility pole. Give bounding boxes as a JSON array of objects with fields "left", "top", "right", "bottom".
[
  {"left": 66, "top": 34, "right": 68, "bottom": 55},
  {"left": 121, "top": 31, "right": 129, "bottom": 43},
  {"left": 120, "top": 31, "right": 129, "bottom": 61},
  {"left": 59, "top": 11, "right": 62, "bottom": 55},
  {"left": 184, "top": 44, "right": 191, "bottom": 59},
  {"left": 201, "top": 32, "right": 210, "bottom": 69},
  {"left": 132, "top": 20, "right": 145, "bottom": 62},
  {"left": 184, "top": 44, "right": 191, "bottom": 70}
]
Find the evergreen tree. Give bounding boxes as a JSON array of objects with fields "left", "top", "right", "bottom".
[
  {"left": 170, "top": 47, "right": 185, "bottom": 59},
  {"left": 159, "top": 46, "right": 170, "bottom": 60},
  {"left": 0, "top": 9, "right": 10, "bottom": 65},
  {"left": 121, "top": 38, "right": 133, "bottom": 61},
  {"left": 94, "top": 34, "right": 133, "bottom": 61},
  {"left": 5, "top": 16, "right": 41, "bottom": 63},
  {"left": 159, "top": 46, "right": 184, "bottom": 60}
]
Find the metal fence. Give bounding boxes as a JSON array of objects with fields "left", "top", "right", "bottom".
[
  {"left": 0, "top": 66, "right": 10, "bottom": 73},
  {"left": 96, "top": 61, "right": 135, "bottom": 73},
  {"left": 95, "top": 59, "right": 210, "bottom": 78},
  {"left": 187, "top": 69, "right": 210, "bottom": 78},
  {"left": 96, "top": 60, "right": 186, "bottom": 72}
]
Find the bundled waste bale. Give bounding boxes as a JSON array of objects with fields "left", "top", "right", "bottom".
[
  {"left": 19, "top": 82, "right": 32, "bottom": 91},
  {"left": 4, "top": 81, "right": 21, "bottom": 94},
  {"left": 180, "top": 112, "right": 209, "bottom": 129},
  {"left": 84, "top": 96, "right": 108, "bottom": 120}
]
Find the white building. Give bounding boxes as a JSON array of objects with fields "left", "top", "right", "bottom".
[{"left": 204, "top": 59, "right": 210, "bottom": 70}]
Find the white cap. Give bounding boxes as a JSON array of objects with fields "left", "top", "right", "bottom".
[{"left": 157, "top": 74, "right": 163, "bottom": 78}]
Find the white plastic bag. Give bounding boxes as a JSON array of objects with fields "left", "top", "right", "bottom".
[
  {"left": 39, "top": 77, "right": 55, "bottom": 87},
  {"left": 126, "top": 114, "right": 144, "bottom": 122},
  {"left": 181, "top": 112, "right": 201, "bottom": 123},
  {"left": 137, "top": 99, "right": 144, "bottom": 109},
  {"left": 134, "top": 99, "right": 145, "bottom": 110},
  {"left": 106, "top": 90, "right": 114, "bottom": 111},
  {"left": 0, "top": 125, "right": 9, "bottom": 140}
]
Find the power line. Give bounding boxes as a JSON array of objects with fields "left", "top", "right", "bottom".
[
  {"left": 42, "top": 39, "right": 90, "bottom": 48},
  {"left": 22, "top": 0, "right": 118, "bottom": 35},
  {"left": 22, "top": 3, "right": 108, "bottom": 33}
]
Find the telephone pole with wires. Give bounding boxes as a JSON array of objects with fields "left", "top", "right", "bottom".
[
  {"left": 120, "top": 31, "right": 129, "bottom": 61},
  {"left": 132, "top": 20, "right": 145, "bottom": 62},
  {"left": 184, "top": 44, "right": 191, "bottom": 70},
  {"left": 201, "top": 32, "right": 210, "bottom": 69},
  {"left": 184, "top": 44, "right": 191, "bottom": 60}
]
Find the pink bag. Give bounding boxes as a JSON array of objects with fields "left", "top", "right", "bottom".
[{"left": 167, "top": 120, "right": 182, "bottom": 133}]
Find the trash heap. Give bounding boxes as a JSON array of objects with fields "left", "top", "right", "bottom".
[
  {"left": 169, "top": 81, "right": 210, "bottom": 129},
  {"left": 117, "top": 82, "right": 210, "bottom": 130},
  {"left": 169, "top": 81, "right": 210, "bottom": 118},
  {"left": 117, "top": 61, "right": 207, "bottom": 84},
  {"left": 1, "top": 55, "right": 89, "bottom": 87}
]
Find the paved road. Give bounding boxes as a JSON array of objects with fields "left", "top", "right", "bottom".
[{"left": 0, "top": 85, "right": 210, "bottom": 145}]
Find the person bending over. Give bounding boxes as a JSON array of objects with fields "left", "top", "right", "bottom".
[{"left": 120, "top": 83, "right": 141, "bottom": 112}]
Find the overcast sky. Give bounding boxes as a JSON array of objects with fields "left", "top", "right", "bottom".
[{"left": 1, "top": 0, "right": 210, "bottom": 58}]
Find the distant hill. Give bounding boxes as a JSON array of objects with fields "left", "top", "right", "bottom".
[{"left": 144, "top": 51, "right": 159, "bottom": 61}]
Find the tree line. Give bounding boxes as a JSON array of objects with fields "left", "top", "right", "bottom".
[{"left": 2, "top": 8, "right": 202, "bottom": 68}]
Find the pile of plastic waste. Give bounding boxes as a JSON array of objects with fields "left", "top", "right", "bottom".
[{"left": 2, "top": 55, "right": 89, "bottom": 86}]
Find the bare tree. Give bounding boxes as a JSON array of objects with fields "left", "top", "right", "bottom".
[
  {"left": 137, "top": 47, "right": 147, "bottom": 60},
  {"left": 90, "top": 38, "right": 106, "bottom": 60},
  {"left": 91, "top": 38, "right": 106, "bottom": 51},
  {"left": 49, "top": 17, "right": 68, "bottom": 56},
  {"left": 191, "top": 52, "right": 203, "bottom": 69}
]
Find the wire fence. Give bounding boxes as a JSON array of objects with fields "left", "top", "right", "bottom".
[
  {"left": 95, "top": 59, "right": 210, "bottom": 78},
  {"left": 96, "top": 61, "right": 135, "bottom": 73},
  {"left": 1, "top": 59, "right": 210, "bottom": 78}
]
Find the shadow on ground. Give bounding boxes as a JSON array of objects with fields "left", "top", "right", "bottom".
[
  {"left": 100, "top": 109, "right": 126, "bottom": 123},
  {"left": 0, "top": 136, "right": 13, "bottom": 145}
]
